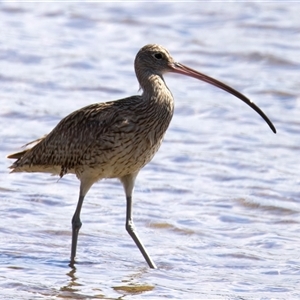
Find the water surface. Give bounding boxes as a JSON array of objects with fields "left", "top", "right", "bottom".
[{"left": 0, "top": 2, "right": 299, "bottom": 299}]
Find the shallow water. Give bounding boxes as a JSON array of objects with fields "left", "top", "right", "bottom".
[{"left": 1, "top": 2, "right": 300, "bottom": 299}]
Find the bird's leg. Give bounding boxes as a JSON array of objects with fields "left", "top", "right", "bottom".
[
  {"left": 126, "top": 195, "right": 157, "bottom": 269},
  {"left": 121, "top": 173, "right": 157, "bottom": 269},
  {"left": 69, "top": 177, "right": 95, "bottom": 267},
  {"left": 70, "top": 194, "right": 85, "bottom": 267}
]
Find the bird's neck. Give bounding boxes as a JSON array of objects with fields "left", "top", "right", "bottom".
[
  {"left": 138, "top": 72, "right": 174, "bottom": 136},
  {"left": 139, "top": 73, "right": 173, "bottom": 106}
]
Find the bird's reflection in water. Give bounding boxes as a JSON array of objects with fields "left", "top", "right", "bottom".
[
  {"left": 58, "top": 267, "right": 85, "bottom": 298},
  {"left": 58, "top": 264, "right": 154, "bottom": 299}
]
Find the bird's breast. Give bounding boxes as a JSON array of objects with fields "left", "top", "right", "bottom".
[{"left": 80, "top": 98, "right": 174, "bottom": 179}]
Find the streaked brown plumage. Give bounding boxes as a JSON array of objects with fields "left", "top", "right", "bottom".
[{"left": 7, "top": 44, "right": 276, "bottom": 269}]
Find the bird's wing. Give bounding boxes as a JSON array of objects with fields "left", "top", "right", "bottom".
[{"left": 8, "top": 96, "right": 142, "bottom": 172}]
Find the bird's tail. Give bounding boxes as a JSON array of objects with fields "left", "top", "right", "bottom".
[
  {"left": 7, "top": 135, "right": 46, "bottom": 160},
  {"left": 7, "top": 149, "right": 30, "bottom": 160},
  {"left": 7, "top": 135, "right": 47, "bottom": 172}
]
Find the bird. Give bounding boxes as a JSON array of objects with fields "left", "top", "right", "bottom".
[{"left": 7, "top": 44, "right": 276, "bottom": 269}]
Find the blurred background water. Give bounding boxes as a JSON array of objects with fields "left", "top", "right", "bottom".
[{"left": 0, "top": 2, "right": 299, "bottom": 299}]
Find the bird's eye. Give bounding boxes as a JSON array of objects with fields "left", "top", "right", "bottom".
[{"left": 153, "top": 53, "right": 163, "bottom": 60}]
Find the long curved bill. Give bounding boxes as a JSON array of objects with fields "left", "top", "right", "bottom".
[{"left": 170, "top": 62, "right": 276, "bottom": 134}]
